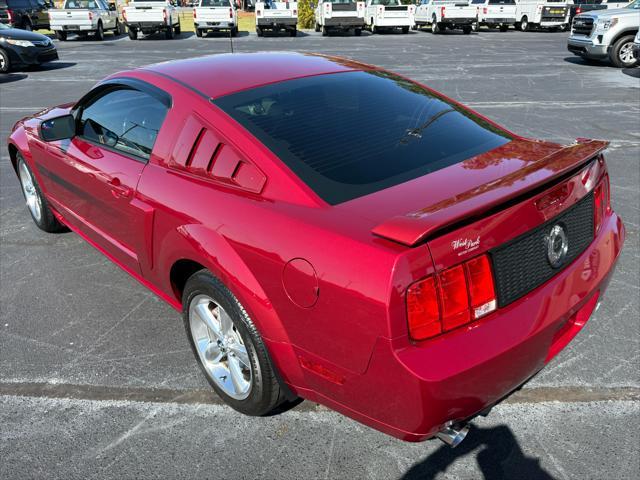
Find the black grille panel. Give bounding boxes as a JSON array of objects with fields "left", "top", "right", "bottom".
[
  {"left": 491, "top": 192, "right": 594, "bottom": 307},
  {"left": 332, "top": 3, "right": 357, "bottom": 11},
  {"left": 572, "top": 17, "right": 594, "bottom": 36}
]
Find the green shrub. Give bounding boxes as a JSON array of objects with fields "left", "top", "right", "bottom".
[{"left": 297, "top": 0, "right": 316, "bottom": 29}]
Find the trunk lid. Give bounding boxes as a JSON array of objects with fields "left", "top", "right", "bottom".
[{"left": 336, "top": 138, "right": 608, "bottom": 247}]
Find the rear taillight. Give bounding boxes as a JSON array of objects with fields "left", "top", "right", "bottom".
[
  {"left": 122, "top": 8, "right": 127, "bottom": 22},
  {"left": 229, "top": 7, "right": 233, "bottom": 18},
  {"left": 193, "top": 9, "right": 196, "bottom": 19},
  {"left": 594, "top": 174, "right": 610, "bottom": 234},
  {"left": 483, "top": 7, "right": 487, "bottom": 14},
  {"left": 7, "top": 9, "right": 13, "bottom": 23},
  {"left": 163, "top": 8, "right": 167, "bottom": 23},
  {"left": 88, "top": 11, "right": 93, "bottom": 21},
  {"left": 441, "top": 6, "right": 446, "bottom": 18},
  {"left": 576, "top": 7, "right": 582, "bottom": 14},
  {"left": 406, "top": 254, "right": 497, "bottom": 341}
]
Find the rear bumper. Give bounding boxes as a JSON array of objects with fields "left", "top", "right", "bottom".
[
  {"left": 308, "top": 213, "right": 624, "bottom": 441},
  {"left": 567, "top": 37, "right": 608, "bottom": 59},
  {"left": 257, "top": 17, "right": 297, "bottom": 27},
  {"left": 481, "top": 17, "right": 516, "bottom": 25},
  {"left": 51, "top": 24, "right": 95, "bottom": 31},
  {"left": 125, "top": 21, "right": 170, "bottom": 31},
  {"left": 441, "top": 17, "right": 476, "bottom": 25},
  {"left": 373, "top": 18, "right": 413, "bottom": 28},
  {"left": 324, "top": 17, "right": 365, "bottom": 28},
  {"left": 195, "top": 21, "right": 236, "bottom": 29}
]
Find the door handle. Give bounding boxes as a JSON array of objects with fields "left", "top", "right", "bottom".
[{"left": 108, "top": 177, "right": 132, "bottom": 199}]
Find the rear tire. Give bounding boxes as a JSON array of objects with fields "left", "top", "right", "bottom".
[
  {"left": 401, "top": 26, "right": 409, "bottom": 34},
  {"left": 94, "top": 21, "right": 104, "bottom": 40},
  {"left": 196, "top": 27, "right": 203, "bottom": 37},
  {"left": 165, "top": 25, "right": 174, "bottom": 39},
  {"left": 175, "top": 24, "right": 181, "bottom": 35},
  {"left": 609, "top": 35, "right": 637, "bottom": 68},
  {"left": 289, "top": 27, "right": 296, "bottom": 37},
  {"left": 16, "top": 155, "right": 66, "bottom": 233},
  {"left": 519, "top": 16, "right": 528, "bottom": 31},
  {"left": 23, "top": 20, "right": 32, "bottom": 31},
  {"left": 113, "top": 19, "right": 120, "bottom": 35},
  {"left": 462, "top": 25, "right": 472, "bottom": 34},
  {"left": 315, "top": 22, "right": 320, "bottom": 32},
  {"left": 256, "top": 26, "right": 263, "bottom": 36},
  {"left": 56, "top": 31, "right": 67, "bottom": 41},
  {"left": 354, "top": 27, "right": 362, "bottom": 36},
  {"left": 499, "top": 24, "right": 508, "bottom": 32},
  {"left": 231, "top": 26, "right": 238, "bottom": 37},
  {"left": 321, "top": 25, "right": 328, "bottom": 36},
  {"left": 128, "top": 27, "right": 138, "bottom": 40},
  {"left": 431, "top": 16, "right": 440, "bottom": 34},
  {"left": 183, "top": 270, "right": 286, "bottom": 416},
  {"left": 0, "top": 48, "right": 10, "bottom": 73}
]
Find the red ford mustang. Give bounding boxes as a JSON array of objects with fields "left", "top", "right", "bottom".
[{"left": 7, "top": 53, "right": 625, "bottom": 445}]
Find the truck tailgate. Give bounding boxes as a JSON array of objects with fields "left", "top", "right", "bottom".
[
  {"left": 49, "top": 9, "right": 92, "bottom": 27},
  {"left": 195, "top": 7, "right": 232, "bottom": 22}
]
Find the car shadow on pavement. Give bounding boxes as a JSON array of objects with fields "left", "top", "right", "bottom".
[
  {"left": 622, "top": 67, "right": 640, "bottom": 78},
  {"left": 0, "top": 73, "right": 28, "bottom": 84},
  {"left": 200, "top": 31, "right": 249, "bottom": 38},
  {"left": 401, "top": 425, "right": 556, "bottom": 480},
  {"left": 31, "top": 62, "right": 77, "bottom": 72},
  {"left": 562, "top": 56, "right": 610, "bottom": 68}
]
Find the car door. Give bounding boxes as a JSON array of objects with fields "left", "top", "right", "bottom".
[
  {"left": 32, "top": 0, "right": 49, "bottom": 27},
  {"left": 45, "top": 84, "right": 169, "bottom": 274}
]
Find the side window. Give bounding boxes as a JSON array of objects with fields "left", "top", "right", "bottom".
[{"left": 78, "top": 88, "right": 168, "bottom": 161}]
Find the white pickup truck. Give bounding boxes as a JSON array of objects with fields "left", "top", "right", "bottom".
[
  {"left": 473, "top": 0, "right": 517, "bottom": 30},
  {"left": 515, "top": 0, "right": 570, "bottom": 30},
  {"left": 414, "top": 0, "right": 476, "bottom": 33},
  {"left": 364, "top": 0, "right": 415, "bottom": 34},
  {"left": 122, "top": 0, "right": 180, "bottom": 39},
  {"left": 49, "top": 0, "right": 119, "bottom": 40},
  {"left": 193, "top": 0, "right": 238, "bottom": 37},
  {"left": 255, "top": 0, "right": 298, "bottom": 37},
  {"left": 314, "top": 0, "right": 366, "bottom": 36}
]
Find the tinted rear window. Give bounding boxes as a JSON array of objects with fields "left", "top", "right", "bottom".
[{"left": 214, "top": 71, "right": 512, "bottom": 205}]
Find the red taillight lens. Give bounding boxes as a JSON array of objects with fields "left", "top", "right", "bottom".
[
  {"left": 88, "top": 11, "right": 93, "bottom": 21},
  {"left": 407, "top": 276, "right": 441, "bottom": 340},
  {"left": 439, "top": 265, "right": 470, "bottom": 331},
  {"left": 163, "top": 8, "right": 167, "bottom": 22},
  {"left": 406, "top": 254, "right": 497, "bottom": 341},
  {"left": 7, "top": 9, "right": 13, "bottom": 23},
  {"left": 483, "top": 7, "right": 488, "bottom": 14},
  {"left": 122, "top": 8, "right": 127, "bottom": 22},
  {"left": 229, "top": 7, "right": 233, "bottom": 18},
  {"left": 193, "top": 9, "right": 196, "bottom": 18},
  {"left": 441, "top": 6, "right": 446, "bottom": 18},
  {"left": 594, "top": 175, "right": 610, "bottom": 234},
  {"left": 576, "top": 7, "right": 582, "bottom": 14},
  {"left": 465, "top": 255, "right": 497, "bottom": 319}
]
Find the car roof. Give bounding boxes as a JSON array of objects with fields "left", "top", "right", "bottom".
[{"left": 141, "top": 52, "right": 379, "bottom": 100}]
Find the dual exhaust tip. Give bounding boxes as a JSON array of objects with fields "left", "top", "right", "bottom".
[{"left": 435, "top": 422, "right": 470, "bottom": 448}]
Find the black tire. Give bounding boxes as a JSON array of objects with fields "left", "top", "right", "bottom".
[
  {"left": 519, "top": 16, "right": 528, "bottom": 31},
  {"left": 609, "top": 35, "right": 637, "bottom": 68},
  {"left": 165, "top": 25, "right": 174, "bottom": 39},
  {"left": 315, "top": 22, "right": 320, "bottom": 32},
  {"left": 128, "top": 27, "right": 138, "bottom": 40},
  {"left": 16, "top": 155, "right": 66, "bottom": 233},
  {"left": 499, "top": 24, "right": 508, "bottom": 32},
  {"left": 256, "top": 26, "right": 263, "bottom": 36},
  {"left": 401, "top": 26, "right": 409, "bottom": 34},
  {"left": 56, "top": 31, "right": 67, "bottom": 41},
  {"left": 175, "top": 24, "right": 181, "bottom": 35},
  {"left": 196, "top": 28, "right": 203, "bottom": 37},
  {"left": 183, "top": 270, "right": 286, "bottom": 416},
  {"left": 354, "top": 27, "right": 362, "bottom": 36},
  {"left": 411, "top": 23, "right": 418, "bottom": 30},
  {"left": 432, "top": 16, "right": 440, "bottom": 34},
  {"left": 94, "top": 22, "right": 104, "bottom": 40},
  {"left": 0, "top": 48, "right": 10, "bottom": 73},
  {"left": 371, "top": 22, "right": 378, "bottom": 34},
  {"left": 462, "top": 25, "right": 472, "bottom": 34},
  {"left": 289, "top": 27, "right": 296, "bottom": 37},
  {"left": 23, "top": 19, "right": 32, "bottom": 31},
  {"left": 321, "top": 25, "right": 328, "bottom": 36},
  {"left": 113, "top": 19, "right": 120, "bottom": 36}
]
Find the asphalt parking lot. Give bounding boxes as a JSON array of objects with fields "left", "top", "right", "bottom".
[{"left": 1, "top": 29, "right": 639, "bottom": 479}]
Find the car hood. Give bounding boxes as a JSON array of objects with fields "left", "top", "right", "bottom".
[
  {"left": 576, "top": 7, "right": 638, "bottom": 20},
  {"left": 336, "top": 137, "right": 608, "bottom": 246},
  {"left": 0, "top": 27, "right": 53, "bottom": 42}
]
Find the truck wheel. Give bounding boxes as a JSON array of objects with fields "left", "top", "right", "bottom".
[
  {"left": 610, "top": 35, "right": 637, "bottom": 68},
  {"left": 354, "top": 27, "right": 362, "bottom": 36},
  {"left": 322, "top": 25, "right": 328, "bottom": 36},
  {"left": 23, "top": 19, "right": 32, "bottom": 31},
  {"left": 16, "top": 155, "right": 66, "bottom": 233},
  {"left": 165, "top": 25, "right": 174, "bottom": 39},
  {"left": 500, "top": 24, "right": 508, "bottom": 32},
  {"left": 315, "top": 23, "right": 320, "bottom": 32},
  {"left": 518, "top": 16, "right": 528, "bottom": 31},
  {"left": 462, "top": 25, "right": 472, "bottom": 34},
  {"left": 55, "top": 31, "right": 67, "bottom": 41},
  {"left": 431, "top": 16, "right": 440, "bottom": 34},
  {"left": 256, "top": 26, "right": 263, "bottom": 36},
  {"left": 289, "top": 27, "right": 296, "bottom": 37},
  {"left": 196, "top": 28, "right": 203, "bottom": 37},
  {"left": 183, "top": 270, "right": 287, "bottom": 416},
  {"left": 95, "top": 22, "right": 104, "bottom": 40},
  {"left": 128, "top": 27, "right": 138, "bottom": 40},
  {"left": 0, "top": 49, "right": 10, "bottom": 73},
  {"left": 401, "top": 26, "right": 409, "bottom": 34},
  {"left": 175, "top": 24, "right": 181, "bottom": 35}
]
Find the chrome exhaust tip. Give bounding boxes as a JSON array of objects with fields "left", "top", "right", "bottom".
[{"left": 435, "top": 423, "right": 470, "bottom": 448}]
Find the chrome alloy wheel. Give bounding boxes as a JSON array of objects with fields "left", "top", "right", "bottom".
[
  {"left": 619, "top": 42, "right": 634, "bottom": 65},
  {"left": 189, "top": 294, "right": 252, "bottom": 400},
  {"left": 18, "top": 161, "right": 43, "bottom": 223}
]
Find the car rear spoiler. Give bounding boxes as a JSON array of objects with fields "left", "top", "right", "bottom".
[{"left": 371, "top": 139, "right": 609, "bottom": 247}]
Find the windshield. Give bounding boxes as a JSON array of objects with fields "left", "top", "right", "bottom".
[
  {"left": 215, "top": 71, "right": 512, "bottom": 205},
  {"left": 626, "top": 0, "right": 639, "bottom": 8},
  {"left": 370, "top": 0, "right": 401, "bottom": 5},
  {"left": 201, "top": 0, "right": 229, "bottom": 5},
  {"left": 0, "top": 23, "right": 10, "bottom": 30},
  {"left": 64, "top": 0, "right": 99, "bottom": 8}
]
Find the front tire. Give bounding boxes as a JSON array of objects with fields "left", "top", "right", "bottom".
[
  {"left": 0, "top": 48, "right": 10, "bottom": 73},
  {"left": 183, "top": 271, "right": 285, "bottom": 416},
  {"left": 519, "top": 16, "right": 528, "bottom": 31},
  {"left": 16, "top": 155, "right": 66, "bottom": 233},
  {"left": 610, "top": 35, "right": 637, "bottom": 68}
]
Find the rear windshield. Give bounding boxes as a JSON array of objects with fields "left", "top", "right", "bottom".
[
  {"left": 64, "top": 0, "right": 99, "bottom": 8},
  {"left": 488, "top": 0, "right": 515, "bottom": 4},
  {"left": 201, "top": 0, "right": 229, "bottom": 6},
  {"left": 214, "top": 71, "right": 512, "bottom": 205}
]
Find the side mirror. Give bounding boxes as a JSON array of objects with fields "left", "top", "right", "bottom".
[{"left": 39, "top": 114, "right": 76, "bottom": 142}]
